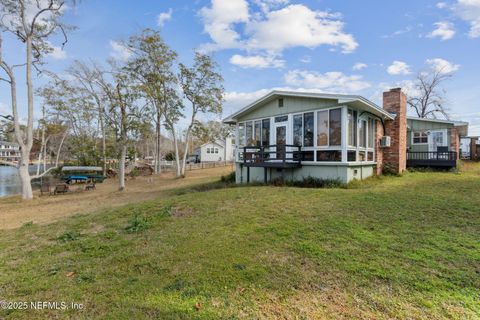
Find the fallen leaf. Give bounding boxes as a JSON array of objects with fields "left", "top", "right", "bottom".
[
  {"left": 65, "top": 271, "right": 75, "bottom": 277},
  {"left": 194, "top": 302, "right": 201, "bottom": 311}
]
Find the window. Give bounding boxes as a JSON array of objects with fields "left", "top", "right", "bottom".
[
  {"left": 304, "top": 112, "right": 314, "bottom": 147},
  {"left": 368, "top": 119, "right": 375, "bottom": 148},
  {"left": 358, "top": 151, "right": 366, "bottom": 161},
  {"left": 246, "top": 122, "right": 253, "bottom": 145},
  {"left": 278, "top": 98, "right": 284, "bottom": 107},
  {"left": 348, "top": 110, "right": 357, "bottom": 147},
  {"left": 347, "top": 150, "right": 356, "bottom": 162},
  {"left": 317, "top": 110, "right": 328, "bottom": 146},
  {"left": 215, "top": 148, "right": 219, "bottom": 154},
  {"left": 207, "top": 148, "right": 211, "bottom": 154},
  {"left": 262, "top": 118, "right": 270, "bottom": 146},
  {"left": 275, "top": 115, "right": 288, "bottom": 123},
  {"left": 254, "top": 120, "right": 261, "bottom": 146},
  {"left": 359, "top": 119, "right": 367, "bottom": 148},
  {"left": 316, "top": 150, "right": 342, "bottom": 162},
  {"left": 413, "top": 131, "right": 428, "bottom": 144},
  {"left": 238, "top": 123, "right": 245, "bottom": 146},
  {"left": 293, "top": 114, "right": 302, "bottom": 146},
  {"left": 329, "top": 108, "right": 342, "bottom": 146}
]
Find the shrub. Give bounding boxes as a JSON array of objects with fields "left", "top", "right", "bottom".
[
  {"left": 220, "top": 171, "right": 236, "bottom": 183},
  {"left": 125, "top": 214, "right": 150, "bottom": 233},
  {"left": 271, "top": 176, "right": 344, "bottom": 188},
  {"left": 57, "top": 231, "right": 81, "bottom": 242}
]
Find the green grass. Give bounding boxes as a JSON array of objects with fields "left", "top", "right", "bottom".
[{"left": 1, "top": 164, "right": 480, "bottom": 319}]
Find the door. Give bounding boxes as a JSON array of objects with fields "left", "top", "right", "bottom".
[
  {"left": 428, "top": 130, "right": 447, "bottom": 158},
  {"left": 275, "top": 125, "right": 287, "bottom": 159}
]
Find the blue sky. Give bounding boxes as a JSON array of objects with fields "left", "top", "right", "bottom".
[{"left": 1, "top": 0, "right": 479, "bottom": 135}]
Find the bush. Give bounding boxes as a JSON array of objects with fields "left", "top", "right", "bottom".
[
  {"left": 271, "top": 176, "right": 344, "bottom": 188},
  {"left": 57, "top": 231, "right": 81, "bottom": 242},
  {"left": 220, "top": 172, "right": 236, "bottom": 183},
  {"left": 125, "top": 214, "right": 150, "bottom": 233}
]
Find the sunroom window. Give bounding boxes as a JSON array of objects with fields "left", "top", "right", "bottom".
[{"left": 348, "top": 110, "right": 357, "bottom": 147}]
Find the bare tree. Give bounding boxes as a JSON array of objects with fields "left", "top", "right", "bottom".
[
  {"left": 407, "top": 68, "right": 453, "bottom": 119},
  {"left": 0, "top": 0, "right": 71, "bottom": 199}
]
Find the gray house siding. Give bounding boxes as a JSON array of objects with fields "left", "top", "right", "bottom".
[{"left": 407, "top": 119, "right": 454, "bottom": 152}]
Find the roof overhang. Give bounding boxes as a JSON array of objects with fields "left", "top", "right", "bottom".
[{"left": 223, "top": 90, "right": 395, "bottom": 124}]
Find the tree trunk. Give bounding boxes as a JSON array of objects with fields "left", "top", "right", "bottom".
[
  {"left": 18, "top": 151, "right": 33, "bottom": 200},
  {"left": 172, "top": 131, "right": 181, "bottom": 177},
  {"left": 119, "top": 144, "right": 126, "bottom": 191},
  {"left": 155, "top": 111, "right": 161, "bottom": 174},
  {"left": 180, "top": 127, "right": 192, "bottom": 176},
  {"left": 99, "top": 108, "right": 107, "bottom": 177}
]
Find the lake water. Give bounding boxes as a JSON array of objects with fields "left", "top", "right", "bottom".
[{"left": 0, "top": 165, "right": 46, "bottom": 197}]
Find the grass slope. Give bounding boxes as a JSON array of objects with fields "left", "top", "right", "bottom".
[{"left": 0, "top": 164, "right": 479, "bottom": 319}]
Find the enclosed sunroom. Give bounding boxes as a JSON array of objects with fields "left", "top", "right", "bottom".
[{"left": 224, "top": 91, "right": 395, "bottom": 184}]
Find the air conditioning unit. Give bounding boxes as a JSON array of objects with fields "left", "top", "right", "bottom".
[{"left": 380, "top": 136, "right": 391, "bottom": 148}]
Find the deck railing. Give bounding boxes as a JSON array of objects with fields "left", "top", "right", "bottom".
[
  {"left": 242, "top": 144, "right": 302, "bottom": 166},
  {"left": 407, "top": 151, "right": 457, "bottom": 161}
]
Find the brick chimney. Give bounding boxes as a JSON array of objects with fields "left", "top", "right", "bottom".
[{"left": 382, "top": 88, "right": 407, "bottom": 173}]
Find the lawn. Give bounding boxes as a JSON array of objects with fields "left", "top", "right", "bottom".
[{"left": 0, "top": 163, "right": 479, "bottom": 319}]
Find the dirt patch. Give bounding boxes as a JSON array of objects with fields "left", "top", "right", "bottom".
[
  {"left": 0, "top": 166, "right": 233, "bottom": 230},
  {"left": 172, "top": 206, "right": 195, "bottom": 218}
]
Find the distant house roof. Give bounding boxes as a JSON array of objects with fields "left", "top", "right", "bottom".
[
  {"left": 407, "top": 117, "right": 469, "bottom": 136},
  {"left": 223, "top": 90, "right": 395, "bottom": 124},
  {"left": 194, "top": 141, "right": 224, "bottom": 151}
]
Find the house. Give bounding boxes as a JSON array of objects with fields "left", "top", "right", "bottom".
[
  {"left": 460, "top": 136, "right": 480, "bottom": 160},
  {"left": 223, "top": 88, "right": 468, "bottom": 184},
  {"left": 194, "top": 138, "right": 235, "bottom": 162},
  {"left": 0, "top": 141, "right": 21, "bottom": 163}
]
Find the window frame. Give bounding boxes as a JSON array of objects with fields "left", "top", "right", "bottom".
[{"left": 412, "top": 131, "right": 428, "bottom": 145}]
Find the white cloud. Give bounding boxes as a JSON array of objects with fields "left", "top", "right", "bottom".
[
  {"left": 352, "top": 62, "right": 367, "bottom": 71},
  {"left": 437, "top": 2, "right": 448, "bottom": 9},
  {"left": 0, "top": 102, "right": 9, "bottom": 116},
  {"left": 382, "top": 26, "right": 413, "bottom": 38},
  {"left": 229, "top": 54, "right": 285, "bottom": 68},
  {"left": 387, "top": 61, "right": 411, "bottom": 75},
  {"left": 157, "top": 8, "right": 172, "bottom": 27},
  {"left": 199, "top": 0, "right": 250, "bottom": 51},
  {"left": 45, "top": 42, "right": 67, "bottom": 60},
  {"left": 199, "top": 1, "right": 358, "bottom": 58},
  {"left": 284, "top": 70, "right": 371, "bottom": 92},
  {"left": 253, "top": 0, "right": 290, "bottom": 13},
  {"left": 454, "top": 0, "right": 480, "bottom": 37},
  {"left": 426, "top": 58, "right": 460, "bottom": 74},
  {"left": 109, "top": 40, "right": 132, "bottom": 61},
  {"left": 245, "top": 4, "right": 358, "bottom": 53},
  {"left": 428, "top": 21, "right": 456, "bottom": 40}
]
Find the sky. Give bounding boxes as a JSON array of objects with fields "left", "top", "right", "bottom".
[{"left": 1, "top": 0, "right": 479, "bottom": 135}]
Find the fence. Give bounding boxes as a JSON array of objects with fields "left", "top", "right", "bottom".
[{"left": 158, "top": 161, "right": 234, "bottom": 172}]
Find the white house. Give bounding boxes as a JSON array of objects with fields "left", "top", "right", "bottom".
[
  {"left": 223, "top": 89, "right": 468, "bottom": 184},
  {"left": 0, "top": 141, "right": 21, "bottom": 162},
  {"left": 194, "top": 138, "right": 235, "bottom": 162}
]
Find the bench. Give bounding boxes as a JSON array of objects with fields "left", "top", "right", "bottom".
[
  {"left": 54, "top": 184, "right": 69, "bottom": 195},
  {"left": 40, "top": 184, "right": 51, "bottom": 196},
  {"left": 85, "top": 183, "right": 96, "bottom": 191}
]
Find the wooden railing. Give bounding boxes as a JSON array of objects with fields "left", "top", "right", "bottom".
[
  {"left": 407, "top": 151, "right": 457, "bottom": 161},
  {"left": 242, "top": 144, "right": 302, "bottom": 166}
]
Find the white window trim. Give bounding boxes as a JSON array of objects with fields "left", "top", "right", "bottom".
[{"left": 411, "top": 130, "right": 429, "bottom": 145}]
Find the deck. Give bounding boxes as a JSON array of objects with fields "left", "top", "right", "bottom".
[
  {"left": 240, "top": 145, "right": 302, "bottom": 183},
  {"left": 407, "top": 151, "right": 457, "bottom": 168}
]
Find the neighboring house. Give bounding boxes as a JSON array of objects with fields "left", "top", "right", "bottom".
[
  {"left": 0, "top": 141, "right": 21, "bottom": 163},
  {"left": 224, "top": 89, "right": 468, "bottom": 184},
  {"left": 460, "top": 136, "right": 480, "bottom": 160},
  {"left": 194, "top": 139, "right": 235, "bottom": 162}
]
